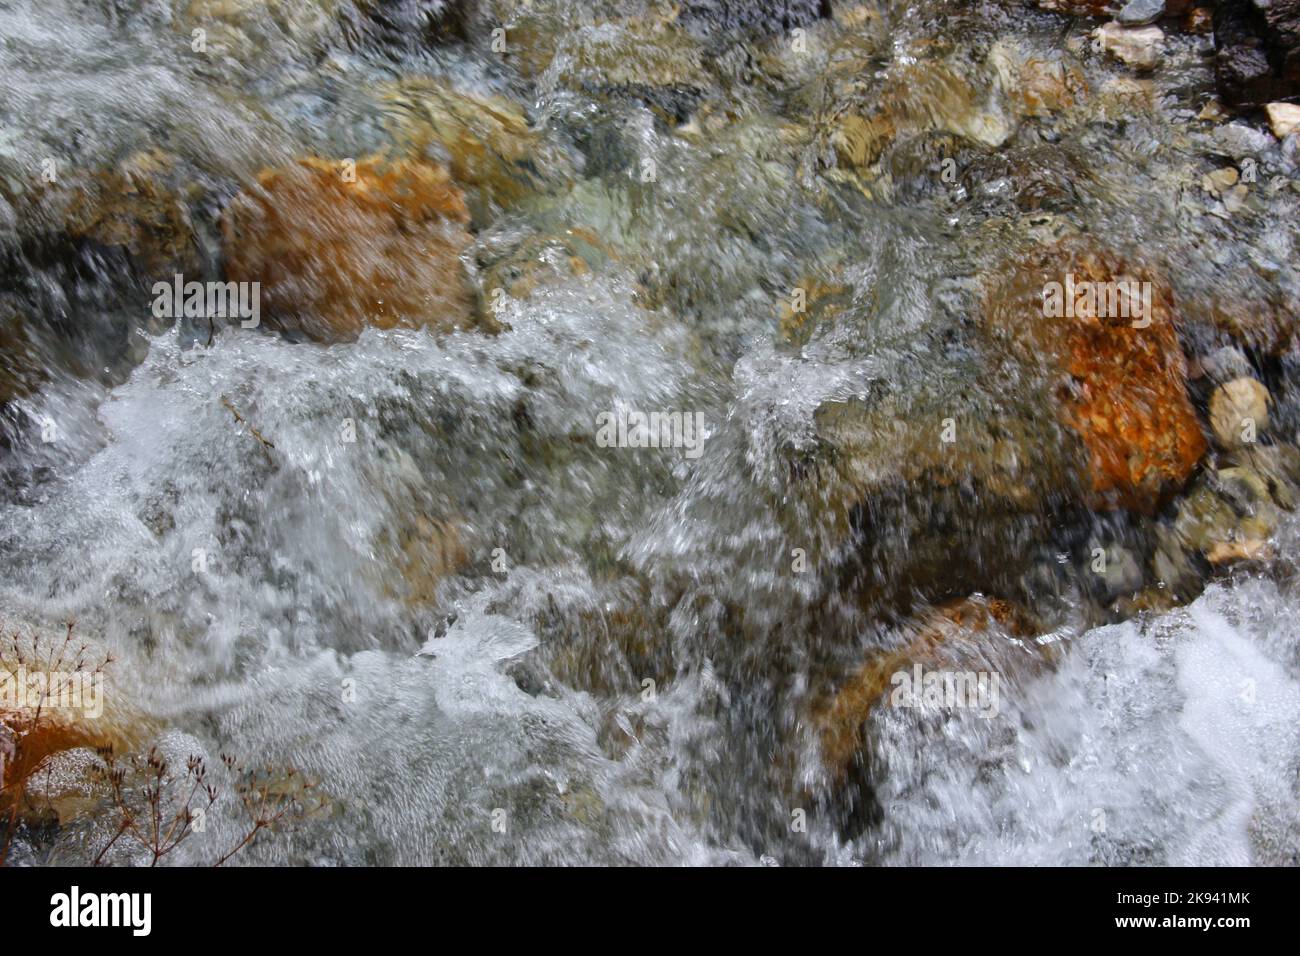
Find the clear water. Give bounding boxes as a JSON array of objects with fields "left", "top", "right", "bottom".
[{"left": 2, "top": 0, "right": 1298, "bottom": 865}]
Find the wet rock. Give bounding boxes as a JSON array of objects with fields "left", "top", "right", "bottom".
[
  {"left": 983, "top": 238, "right": 1207, "bottom": 513},
  {"left": 793, "top": 375, "right": 1083, "bottom": 613},
  {"left": 1211, "top": 122, "right": 1275, "bottom": 160},
  {"left": 1171, "top": 478, "right": 1248, "bottom": 557},
  {"left": 479, "top": 226, "right": 614, "bottom": 301},
  {"left": 514, "top": 13, "right": 712, "bottom": 118},
  {"left": 883, "top": 131, "right": 985, "bottom": 203},
  {"left": 351, "top": 0, "right": 478, "bottom": 49},
  {"left": 534, "top": 600, "right": 673, "bottom": 698},
  {"left": 1191, "top": 344, "right": 1252, "bottom": 382},
  {"left": 53, "top": 149, "right": 200, "bottom": 278},
  {"left": 887, "top": 62, "right": 1013, "bottom": 147},
  {"left": 0, "top": 302, "right": 41, "bottom": 408},
  {"left": 959, "top": 144, "right": 1089, "bottom": 213},
  {"left": 1266, "top": 102, "right": 1300, "bottom": 139},
  {"left": 570, "top": 18, "right": 708, "bottom": 90},
  {"left": 677, "top": 0, "right": 830, "bottom": 40},
  {"left": 832, "top": 58, "right": 1015, "bottom": 180},
  {"left": 776, "top": 276, "right": 850, "bottom": 348},
  {"left": 1222, "top": 183, "right": 1251, "bottom": 214},
  {"left": 1036, "top": 1, "right": 1115, "bottom": 14},
  {"left": 383, "top": 514, "right": 468, "bottom": 607},
  {"left": 832, "top": 112, "right": 896, "bottom": 170},
  {"left": 376, "top": 77, "right": 572, "bottom": 222},
  {"left": 598, "top": 113, "right": 809, "bottom": 314},
  {"left": 989, "top": 42, "right": 1090, "bottom": 120},
  {"left": 1198, "top": 98, "right": 1230, "bottom": 121},
  {"left": 1203, "top": 293, "right": 1298, "bottom": 355},
  {"left": 567, "top": 22, "right": 709, "bottom": 119},
  {"left": 1201, "top": 166, "right": 1240, "bottom": 194},
  {"left": 1088, "top": 541, "right": 1145, "bottom": 599},
  {"left": 813, "top": 596, "right": 1041, "bottom": 780},
  {"left": 1185, "top": 6, "right": 1214, "bottom": 34},
  {"left": 1166, "top": 457, "right": 1296, "bottom": 567},
  {"left": 1214, "top": 0, "right": 1300, "bottom": 108},
  {"left": 1095, "top": 22, "right": 1164, "bottom": 71},
  {"left": 1117, "top": 0, "right": 1165, "bottom": 26},
  {"left": 1209, "top": 376, "right": 1270, "bottom": 447},
  {"left": 478, "top": 0, "right": 576, "bottom": 80},
  {"left": 753, "top": 5, "right": 885, "bottom": 95},
  {"left": 222, "top": 157, "right": 485, "bottom": 343},
  {"left": 1095, "top": 76, "right": 1157, "bottom": 119},
  {"left": 175, "top": 0, "right": 345, "bottom": 79}
]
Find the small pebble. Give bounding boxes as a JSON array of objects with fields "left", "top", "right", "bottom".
[
  {"left": 1265, "top": 102, "right": 1300, "bottom": 140},
  {"left": 1117, "top": 0, "right": 1165, "bottom": 26},
  {"left": 1210, "top": 377, "right": 1270, "bottom": 447}
]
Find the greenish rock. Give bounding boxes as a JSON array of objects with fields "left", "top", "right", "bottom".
[
  {"left": 785, "top": 370, "right": 1089, "bottom": 609},
  {"left": 374, "top": 77, "right": 576, "bottom": 224}
]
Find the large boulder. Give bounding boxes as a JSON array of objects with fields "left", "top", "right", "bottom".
[
  {"left": 222, "top": 157, "right": 487, "bottom": 342},
  {"left": 1214, "top": 0, "right": 1300, "bottom": 107},
  {"left": 983, "top": 239, "right": 1207, "bottom": 513},
  {"left": 787, "top": 372, "right": 1084, "bottom": 612}
]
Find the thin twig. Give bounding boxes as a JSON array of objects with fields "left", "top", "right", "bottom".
[{"left": 219, "top": 396, "right": 275, "bottom": 460}]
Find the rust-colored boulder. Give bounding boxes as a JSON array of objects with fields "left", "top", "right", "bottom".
[
  {"left": 984, "top": 239, "right": 1207, "bottom": 512},
  {"left": 222, "top": 157, "right": 485, "bottom": 343},
  {"left": 814, "top": 596, "right": 1039, "bottom": 780}
]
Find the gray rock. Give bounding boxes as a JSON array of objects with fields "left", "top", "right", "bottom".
[
  {"left": 1281, "top": 132, "right": 1300, "bottom": 172},
  {"left": 1118, "top": 0, "right": 1165, "bottom": 26},
  {"left": 0, "top": 195, "right": 14, "bottom": 240},
  {"left": 1212, "top": 122, "right": 1275, "bottom": 160},
  {"left": 1198, "top": 345, "right": 1252, "bottom": 383},
  {"left": 1088, "top": 542, "right": 1145, "bottom": 599}
]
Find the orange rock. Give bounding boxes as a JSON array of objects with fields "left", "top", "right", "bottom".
[
  {"left": 2, "top": 639, "right": 152, "bottom": 822},
  {"left": 814, "top": 596, "right": 1037, "bottom": 779},
  {"left": 985, "top": 239, "right": 1207, "bottom": 513},
  {"left": 61, "top": 149, "right": 199, "bottom": 276},
  {"left": 223, "top": 157, "right": 486, "bottom": 343},
  {"left": 385, "top": 514, "right": 468, "bottom": 608},
  {"left": 1185, "top": 6, "right": 1214, "bottom": 34}
]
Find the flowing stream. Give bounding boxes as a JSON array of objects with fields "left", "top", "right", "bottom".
[{"left": 1, "top": 0, "right": 1298, "bottom": 865}]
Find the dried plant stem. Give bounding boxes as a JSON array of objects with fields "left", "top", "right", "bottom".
[{"left": 219, "top": 396, "right": 276, "bottom": 460}]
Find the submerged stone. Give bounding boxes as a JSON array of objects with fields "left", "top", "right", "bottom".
[
  {"left": 813, "top": 596, "right": 1044, "bottom": 781},
  {"left": 377, "top": 77, "right": 573, "bottom": 221}
]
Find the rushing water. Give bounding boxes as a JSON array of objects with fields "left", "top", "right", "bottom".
[{"left": 1, "top": 0, "right": 1298, "bottom": 865}]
